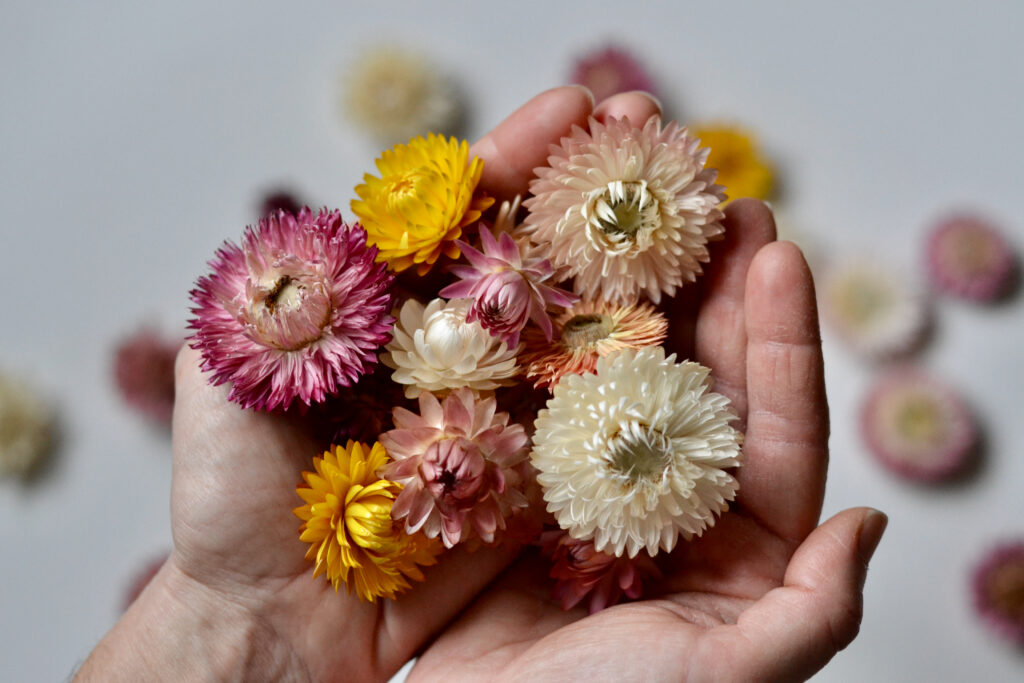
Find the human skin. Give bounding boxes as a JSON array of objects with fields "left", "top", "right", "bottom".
[{"left": 76, "top": 86, "right": 885, "bottom": 683}]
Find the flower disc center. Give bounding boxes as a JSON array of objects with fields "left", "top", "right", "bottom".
[
  {"left": 583, "top": 180, "right": 661, "bottom": 253},
  {"left": 247, "top": 272, "right": 332, "bottom": 351},
  {"left": 561, "top": 313, "right": 614, "bottom": 348},
  {"left": 605, "top": 421, "right": 672, "bottom": 486}
]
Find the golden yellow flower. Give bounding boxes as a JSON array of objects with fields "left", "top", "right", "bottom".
[
  {"left": 351, "top": 134, "right": 494, "bottom": 274},
  {"left": 692, "top": 124, "right": 774, "bottom": 202},
  {"left": 294, "top": 440, "right": 441, "bottom": 601}
]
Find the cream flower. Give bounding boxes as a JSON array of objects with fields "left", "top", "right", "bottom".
[
  {"left": 382, "top": 298, "right": 519, "bottom": 398},
  {"left": 523, "top": 116, "right": 725, "bottom": 304},
  {"left": 0, "top": 372, "right": 54, "bottom": 478},
  {"left": 531, "top": 347, "right": 742, "bottom": 557}
]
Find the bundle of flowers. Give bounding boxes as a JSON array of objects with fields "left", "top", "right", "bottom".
[{"left": 188, "top": 118, "right": 744, "bottom": 609}]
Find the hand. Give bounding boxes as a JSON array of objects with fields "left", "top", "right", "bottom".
[{"left": 409, "top": 104, "right": 888, "bottom": 681}]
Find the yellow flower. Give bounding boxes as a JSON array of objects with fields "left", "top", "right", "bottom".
[
  {"left": 351, "top": 134, "right": 494, "bottom": 274},
  {"left": 692, "top": 124, "right": 774, "bottom": 202},
  {"left": 294, "top": 440, "right": 441, "bottom": 601}
]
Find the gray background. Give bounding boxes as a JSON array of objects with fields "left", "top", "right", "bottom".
[{"left": 2, "top": 1, "right": 1022, "bottom": 680}]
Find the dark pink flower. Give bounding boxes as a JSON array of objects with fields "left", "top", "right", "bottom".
[
  {"left": 189, "top": 208, "right": 394, "bottom": 411},
  {"left": 440, "top": 226, "right": 577, "bottom": 347},
  {"left": 569, "top": 45, "right": 658, "bottom": 103},
  {"left": 113, "top": 327, "right": 180, "bottom": 426},
  {"left": 926, "top": 213, "right": 1018, "bottom": 302},
  {"left": 971, "top": 540, "right": 1024, "bottom": 647}
]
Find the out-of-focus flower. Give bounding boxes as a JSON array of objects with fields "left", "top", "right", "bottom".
[
  {"left": 971, "top": 540, "right": 1024, "bottom": 647},
  {"left": 542, "top": 530, "right": 661, "bottom": 613},
  {"left": 518, "top": 299, "right": 667, "bottom": 390},
  {"left": 0, "top": 371, "right": 54, "bottom": 478},
  {"left": 524, "top": 116, "right": 725, "bottom": 304},
  {"left": 343, "top": 48, "right": 461, "bottom": 144},
  {"left": 294, "top": 440, "right": 441, "bottom": 601},
  {"left": 569, "top": 45, "right": 657, "bottom": 103},
  {"left": 380, "top": 389, "right": 530, "bottom": 547},
  {"left": 532, "top": 347, "right": 743, "bottom": 558},
  {"left": 382, "top": 298, "right": 519, "bottom": 399},
  {"left": 440, "top": 226, "right": 577, "bottom": 347},
  {"left": 352, "top": 134, "right": 494, "bottom": 275},
  {"left": 926, "top": 213, "right": 1018, "bottom": 302},
  {"left": 820, "top": 258, "right": 929, "bottom": 359},
  {"left": 112, "top": 327, "right": 179, "bottom": 426},
  {"left": 189, "top": 209, "right": 394, "bottom": 412},
  {"left": 691, "top": 124, "right": 774, "bottom": 202},
  {"left": 860, "top": 369, "right": 976, "bottom": 482}
]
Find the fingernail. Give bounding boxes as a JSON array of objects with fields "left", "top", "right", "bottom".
[
  {"left": 857, "top": 509, "right": 888, "bottom": 562},
  {"left": 630, "top": 90, "right": 663, "bottom": 113},
  {"left": 566, "top": 84, "right": 595, "bottom": 108}
]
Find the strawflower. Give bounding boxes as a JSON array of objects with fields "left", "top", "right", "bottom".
[
  {"left": 971, "top": 540, "right": 1024, "bottom": 647},
  {"left": 691, "top": 124, "right": 774, "bottom": 202},
  {"left": 189, "top": 208, "right": 394, "bottom": 411},
  {"left": 532, "top": 347, "right": 743, "bottom": 558},
  {"left": 382, "top": 298, "right": 519, "bottom": 399},
  {"left": 569, "top": 45, "right": 658, "bottom": 103},
  {"left": 926, "top": 213, "right": 1017, "bottom": 302},
  {"left": 440, "top": 226, "right": 577, "bottom": 346},
  {"left": 294, "top": 441, "right": 441, "bottom": 601},
  {"left": 0, "top": 371, "right": 54, "bottom": 478},
  {"left": 112, "top": 327, "right": 179, "bottom": 426},
  {"left": 380, "top": 389, "right": 530, "bottom": 547},
  {"left": 524, "top": 116, "right": 725, "bottom": 304},
  {"left": 352, "top": 134, "right": 494, "bottom": 274}
]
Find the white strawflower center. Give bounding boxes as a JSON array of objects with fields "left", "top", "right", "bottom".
[
  {"left": 247, "top": 270, "right": 331, "bottom": 350},
  {"left": 605, "top": 421, "right": 672, "bottom": 486},
  {"left": 582, "top": 180, "right": 661, "bottom": 256}
]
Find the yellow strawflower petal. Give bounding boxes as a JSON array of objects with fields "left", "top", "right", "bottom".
[{"left": 691, "top": 123, "right": 774, "bottom": 202}]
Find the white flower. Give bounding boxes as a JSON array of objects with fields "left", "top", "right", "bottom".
[
  {"left": 531, "top": 347, "right": 742, "bottom": 557},
  {"left": 0, "top": 372, "right": 54, "bottom": 477},
  {"left": 382, "top": 298, "right": 520, "bottom": 398}
]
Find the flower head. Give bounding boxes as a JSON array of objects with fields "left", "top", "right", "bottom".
[
  {"left": 542, "top": 530, "right": 661, "bottom": 613},
  {"left": 971, "top": 540, "right": 1024, "bottom": 647},
  {"left": 189, "top": 209, "right": 394, "bottom": 411},
  {"left": 382, "top": 298, "right": 519, "bottom": 399},
  {"left": 294, "top": 440, "right": 441, "bottom": 601},
  {"left": 440, "top": 226, "right": 577, "bottom": 346},
  {"left": 691, "top": 124, "right": 774, "bottom": 202},
  {"left": 0, "top": 371, "right": 54, "bottom": 478},
  {"left": 343, "top": 48, "right": 461, "bottom": 144},
  {"left": 569, "top": 45, "right": 658, "bottom": 103},
  {"left": 531, "top": 347, "right": 743, "bottom": 557},
  {"left": 926, "top": 213, "right": 1018, "bottom": 302},
  {"left": 113, "top": 327, "right": 179, "bottom": 426},
  {"left": 524, "top": 116, "right": 725, "bottom": 304},
  {"left": 519, "top": 299, "right": 667, "bottom": 389},
  {"left": 352, "top": 134, "right": 494, "bottom": 274},
  {"left": 380, "top": 389, "right": 530, "bottom": 547},
  {"left": 860, "top": 369, "right": 976, "bottom": 482}
]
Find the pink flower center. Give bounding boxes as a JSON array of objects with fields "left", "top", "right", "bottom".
[{"left": 421, "top": 438, "right": 488, "bottom": 504}]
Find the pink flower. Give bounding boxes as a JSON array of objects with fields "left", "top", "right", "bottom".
[
  {"left": 542, "top": 530, "right": 661, "bottom": 613},
  {"left": 380, "top": 389, "right": 530, "bottom": 547},
  {"left": 440, "top": 226, "right": 577, "bottom": 347},
  {"left": 569, "top": 45, "right": 658, "bottom": 103},
  {"left": 113, "top": 327, "right": 180, "bottom": 426},
  {"left": 971, "top": 540, "right": 1024, "bottom": 647},
  {"left": 189, "top": 208, "right": 394, "bottom": 411}
]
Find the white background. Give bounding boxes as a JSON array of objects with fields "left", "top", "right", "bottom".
[{"left": 2, "top": 1, "right": 1022, "bottom": 680}]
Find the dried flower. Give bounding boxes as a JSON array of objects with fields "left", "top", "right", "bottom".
[
  {"left": 524, "top": 116, "right": 725, "bottom": 304},
  {"left": 343, "top": 48, "right": 461, "bottom": 144},
  {"left": 189, "top": 209, "right": 394, "bottom": 411},
  {"left": 519, "top": 299, "right": 667, "bottom": 389},
  {"left": 926, "top": 213, "right": 1017, "bottom": 302},
  {"left": 113, "top": 327, "right": 179, "bottom": 426},
  {"left": 860, "top": 369, "right": 976, "bottom": 482},
  {"left": 820, "top": 258, "right": 929, "bottom": 359},
  {"left": 532, "top": 347, "right": 743, "bottom": 558},
  {"left": 352, "top": 134, "right": 494, "bottom": 274},
  {"left": 971, "top": 540, "right": 1024, "bottom": 647},
  {"left": 380, "top": 389, "right": 530, "bottom": 547},
  {"left": 294, "top": 440, "right": 441, "bottom": 601},
  {"left": 258, "top": 189, "right": 304, "bottom": 219},
  {"left": 691, "top": 124, "right": 774, "bottom": 202},
  {"left": 569, "top": 45, "right": 657, "bottom": 103},
  {"left": 542, "top": 530, "right": 661, "bottom": 613},
  {"left": 440, "top": 226, "right": 577, "bottom": 346},
  {"left": 0, "top": 371, "right": 54, "bottom": 478},
  {"left": 382, "top": 298, "right": 519, "bottom": 399}
]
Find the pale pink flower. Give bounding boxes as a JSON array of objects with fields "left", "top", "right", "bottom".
[
  {"left": 380, "top": 389, "right": 530, "bottom": 547},
  {"left": 440, "top": 226, "right": 577, "bottom": 347},
  {"left": 569, "top": 45, "right": 658, "bottom": 103},
  {"left": 189, "top": 208, "right": 394, "bottom": 411}
]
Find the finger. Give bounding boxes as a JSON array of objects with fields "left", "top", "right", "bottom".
[
  {"left": 592, "top": 90, "right": 662, "bottom": 126},
  {"left": 470, "top": 86, "right": 594, "bottom": 199},
  {"left": 720, "top": 508, "right": 887, "bottom": 681},
  {"left": 739, "top": 240, "right": 829, "bottom": 545},
  {"left": 690, "top": 199, "right": 777, "bottom": 420}
]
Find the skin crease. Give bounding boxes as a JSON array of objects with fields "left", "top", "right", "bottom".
[{"left": 76, "top": 86, "right": 886, "bottom": 683}]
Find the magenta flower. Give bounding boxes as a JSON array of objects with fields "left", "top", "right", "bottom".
[
  {"left": 440, "top": 226, "right": 577, "bottom": 347},
  {"left": 970, "top": 540, "right": 1024, "bottom": 647},
  {"left": 569, "top": 45, "right": 658, "bottom": 103},
  {"left": 380, "top": 389, "right": 530, "bottom": 547},
  {"left": 542, "top": 530, "right": 661, "bottom": 613},
  {"left": 189, "top": 208, "right": 394, "bottom": 411},
  {"left": 113, "top": 327, "right": 180, "bottom": 426}
]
